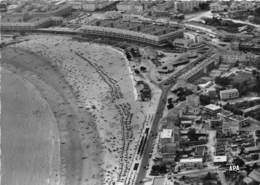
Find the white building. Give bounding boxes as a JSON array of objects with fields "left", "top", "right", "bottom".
[
  {"left": 179, "top": 158, "right": 203, "bottom": 168},
  {"left": 210, "top": 2, "right": 228, "bottom": 13},
  {"left": 248, "top": 169, "right": 260, "bottom": 183},
  {"left": 186, "top": 94, "right": 200, "bottom": 107},
  {"left": 71, "top": 2, "right": 82, "bottom": 10},
  {"left": 198, "top": 81, "right": 213, "bottom": 89},
  {"left": 184, "top": 32, "right": 202, "bottom": 43},
  {"left": 204, "top": 104, "right": 222, "bottom": 115},
  {"left": 230, "top": 1, "right": 254, "bottom": 11},
  {"left": 152, "top": 177, "right": 169, "bottom": 185},
  {"left": 160, "top": 129, "right": 173, "bottom": 144},
  {"left": 172, "top": 38, "right": 193, "bottom": 49},
  {"left": 220, "top": 89, "right": 239, "bottom": 100},
  {"left": 186, "top": 94, "right": 201, "bottom": 115},
  {"left": 73, "top": 1, "right": 114, "bottom": 11},
  {"left": 80, "top": 24, "right": 184, "bottom": 46},
  {"left": 117, "top": 2, "right": 144, "bottom": 13},
  {"left": 174, "top": 1, "right": 203, "bottom": 13},
  {"left": 213, "top": 155, "right": 227, "bottom": 164}
]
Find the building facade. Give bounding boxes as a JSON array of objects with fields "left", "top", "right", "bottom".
[
  {"left": 80, "top": 25, "right": 184, "bottom": 46},
  {"left": 117, "top": 2, "right": 144, "bottom": 13},
  {"left": 179, "top": 158, "right": 203, "bottom": 169},
  {"left": 174, "top": 1, "right": 203, "bottom": 13},
  {"left": 220, "top": 89, "right": 239, "bottom": 100}
]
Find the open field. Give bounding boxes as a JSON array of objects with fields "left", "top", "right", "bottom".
[{"left": 1, "top": 68, "right": 61, "bottom": 185}]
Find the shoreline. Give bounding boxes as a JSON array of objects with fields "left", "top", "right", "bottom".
[
  {"left": 10, "top": 35, "right": 140, "bottom": 183},
  {"left": 109, "top": 46, "right": 139, "bottom": 101},
  {"left": 2, "top": 47, "right": 104, "bottom": 185},
  {"left": 3, "top": 34, "right": 162, "bottom": 184},
  {"left": 2, "top": 67, "right": 62, "bottom": 185}
]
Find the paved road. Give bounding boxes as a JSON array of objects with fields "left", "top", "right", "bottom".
[
  {"left": 133, "top": 28, "right": 230, "bottom": 184},
  {"left": 218, "top": 171, "right": 228, "bottom": 185},
  {"left": 221, "top": 18, "right": 260, "bottom": 29},
  {"left": 134, "top": 82, "right": 174, "bottom": 185},
  {"left": 245, "top": 160, "right": 260, "bottom": 165},
  {"left": 134, "top": 47, "right": 218, "bottom": 185},
  {"left": 171, "top": 167, "right": 222, "bottom": 177}
]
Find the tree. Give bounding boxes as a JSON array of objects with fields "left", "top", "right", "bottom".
[
  {"left": 204, "top": 172, "right": 213, "bottom": 180},
  {"left": 232, "top": 81, "right": 248, "bottom": 96},
  {"left": 254, "top": 75, "right": 260, "bottom": 94},
  {"left": 199, "top": 2, "right": 210, "bottom": 10},
  {"left": 200, "top": 94, "right": 211, "bottom": 105},
  {"left": 256, "top": 61, "right": 260, "bottom": 70},
  {"left": 193, "top": 7, "right": 199, "bottom": 11},
  {"left": 147, "top": 11, "right": 152, "bottom": 17},
  {"left": 233, "top": 158, "right": 245, "bottom": 167},
  {"left": 254, "top": 7, "right": 260, "bottom": 17},
  {"left": 215, "top": 76, "right": 231, "bottom": 86},
  {"left": 187, "top": 128, "right": 198, "bottom": 141},
  {"left": 134, "top": 69, "right": 140, "bottom": 74},
  {"left": 140, "top": 66, "right": 147, "bottom": 72}
]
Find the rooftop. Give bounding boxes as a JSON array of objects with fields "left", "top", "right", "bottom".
[
  {"left": 89, "top": 18, "right": 181, "bottom": 36},
  {"left": 198, "top": 81, "right": 213, "bottom": 89},
  {"left": 242, "top": 104, "right": 260, "bottom": 114},
  {"left": 204, "top": 104, "right": 221, "bottom": 111},
  {"left": 219, "top": 109, "right": 233, "bottom": 117},
  {"left": 213, "top": 155, "right": 227, "bottom": 162},
  {"left": 249, "top": 169, "right": 260, "bottom": 183},
  {"left": 160, "top": 129, "right": 173, "bottom": 139},
  {"left": 180, "top": 158, "right": 203, "bottom": 163},
  {"left": 152, "top": 177, "right": 166, "bottom": 185},
  {"left": 117, "top": 1, "right": 144, "bottom": 6},
  {"left": 220, "top": 88, "right": 239, "bottom": 94},
  {"left": 243, "top": 177, "right": 253, "bottom": 184}
]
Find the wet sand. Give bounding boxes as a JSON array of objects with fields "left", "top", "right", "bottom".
[
  {"left": 3, "top": 34, "right": 162, "bottom": 184},
  {"left": 2, "top": 68, "right": 61, "bottom": 185},
  {"left": 12, "top": 35, "right": 144, "bottom": 183},
  {"left": 2, "top": 47, "right": 103, "bottom": 185}
]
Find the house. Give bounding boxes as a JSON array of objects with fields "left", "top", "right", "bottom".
[
  {"left": 179, "top": 158, "right": 203, "bottom": 168},
  {"left": 210, "top": 2, "right": 228, "bottom": 13},
  {"left": 220, "top": 88, "right": 239, "bottom": 100},
  {"left": 243, "top": 177, "right": 254, "bottom": 185},
  {"left": 245, "top": 146, "right": 260, "bottom": 154},
  {"left": 174, "top": 1, "right": 203, "bottom": 13},
  {"left": 184, "top": 32, "right": 202, "bottom": 43},
  {"left": 172, "top": 38, "right": 193, "bottom": 49},
  {"left": 81, "top": 1, "right": 115, "bottom": 11},
  {"left": 186, "top": 94, "right": 200, "bottom": 107},
  {"left": 152, "top": 177, "right": 167, "bottom": 185},
  {"left": 242, "top": 105, "right": 260, "bottom": 117},
  {"left": 159, "top": 129, "right": 177, "bottom": 162},
  {"left": 217, "top": 113, "right": 240, "bottom": 135},
  {"left": 249, "top": 169, "right": 260, "bottom": 183},
  {"left": 116, "top": 1, "right": 144, "bottom": 13},
  {"left": 213, "top": 155, "right": 227, "bottom": 165},
  {"left": 160, "top": 129, "right": 173, "bottom": 144},
  {"left": 0, "top": 2, "right": 7, "bottom": 12},
  {"left": 186, "top": 94, "right": 201, "bottom": 115},
  {"left": 206, "top": 87, "right": 217, "bottom": 99},
  {"left": 180, "top": 120, "right": 193, "bottom": 128},
  {"left": 204, "top": 104, "right": 222, "bottom": 116}
]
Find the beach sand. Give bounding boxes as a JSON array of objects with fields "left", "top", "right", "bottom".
[
  {"left": 1, "top": 68, "right": 61, "bottom": 185},
  {"left": 2, "top": 47, "right": 103, "bottom": 185},
  {"left": 2, "top": 34, "right": 162, "bottom": 184}
]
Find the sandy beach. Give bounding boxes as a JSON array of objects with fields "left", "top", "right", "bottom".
[
  {"left": 2, "top": 34, "right": 162, "bottom": 185},
  {"left": 2, "top": 46, "right": 102, "bottom": 185},
  {"left": 2, "top": 68, "right": 61, "bottom": 185}
]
